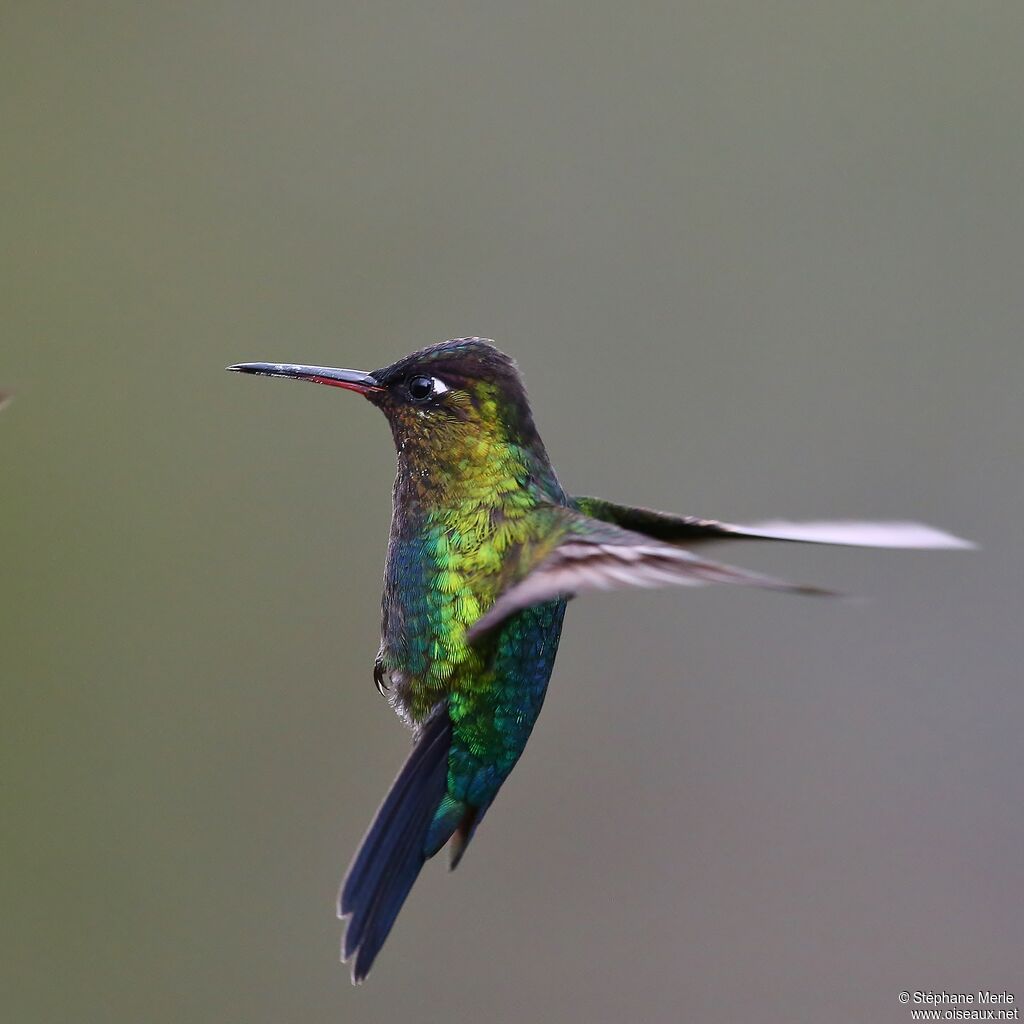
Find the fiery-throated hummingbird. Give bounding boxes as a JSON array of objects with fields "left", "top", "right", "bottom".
[{"left": 228, "top": 337, "right": 971, "bottom": 981}]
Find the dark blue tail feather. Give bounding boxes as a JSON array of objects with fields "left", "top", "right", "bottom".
[{"left": 338, "top": 710, "right": 453, "bottom": 982}]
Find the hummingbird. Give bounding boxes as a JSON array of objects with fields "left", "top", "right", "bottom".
[{"left": 228, "top": 337, "right": 972, "bottom": 982}]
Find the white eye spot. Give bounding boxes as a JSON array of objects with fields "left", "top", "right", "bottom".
[{"left": 406, "top": 374, "right": 449, "bottom": 402}]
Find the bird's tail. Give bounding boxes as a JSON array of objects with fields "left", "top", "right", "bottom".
[{"left": 338, "top": 710, "right": 459, "bottom": 983}]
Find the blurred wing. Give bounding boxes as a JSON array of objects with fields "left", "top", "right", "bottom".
[
  {"left": 572, "top": 497, "right": 974, "bottom": 550},
  {"left": 725, "top": 519, "right": 975, "bottom": 549},
  {"left": 467, "top": 511, "right": 831, "bottom": 642}
]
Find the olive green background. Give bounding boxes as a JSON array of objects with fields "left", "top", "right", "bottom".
[{"left": 4, "top": 4, "right": 1022, "bottom": 1022}]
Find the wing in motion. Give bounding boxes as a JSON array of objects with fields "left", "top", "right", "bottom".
[
  {"left": 466, "top": 507, "right": 834, "bottom": 642},
  {"left": 467, "top": 501, "right": 974, "bottom": 641},
  {"left": 572, "top": 496, "right": 975, "bottom": 550}
]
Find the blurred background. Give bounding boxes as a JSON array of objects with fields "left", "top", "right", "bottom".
[{"left": 4, "top": 4, "right": 1022, "bottom": 1022}]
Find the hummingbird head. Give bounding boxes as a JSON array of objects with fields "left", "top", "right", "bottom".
[{"left": 228, "top": 338, "right": 553, "bottom": 488}]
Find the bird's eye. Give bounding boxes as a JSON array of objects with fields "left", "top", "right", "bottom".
[
  {"left": 406, "top": 375, "right": 448, "bottom": 402},
  {"left": 407, "top": 376, "right": 433, "bottom": 401}
]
